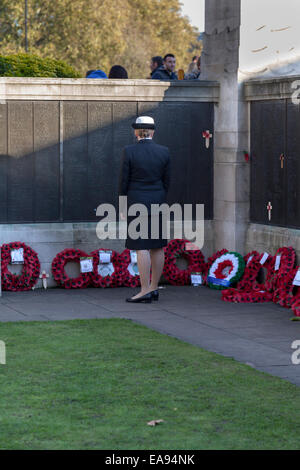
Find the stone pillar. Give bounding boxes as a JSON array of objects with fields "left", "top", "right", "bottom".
[{"left": 200, "top": 0, "right": 250, "bottom": 254}]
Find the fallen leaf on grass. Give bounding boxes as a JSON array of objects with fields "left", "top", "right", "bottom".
[{"left": 147, "top": 419, "right": 164, "bottom": 426}]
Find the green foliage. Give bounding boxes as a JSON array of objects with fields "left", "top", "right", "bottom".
[
  {"left": 0, "top": 53, "right": 81, "bottom": 77},
  {"left": 0, "top": 0, "right": 202, "bottom": 78}
]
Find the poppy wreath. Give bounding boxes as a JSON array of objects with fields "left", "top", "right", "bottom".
[
  {"left": 272, "top": 266, "right": 300, "bottom": 308},
  {"left": 120, "top": 249, "right": 141, "bottom": 288},
  {"left": 162, "top": 239, "right": 206, "bottom": 286},
  {"left": 204, "top": 249, "right": 228, "bottom": 285},
  {"left": 251, "top": 253, "right": 276, "bottom": 292},
  {"left": 207, "top": 252, "right": 245, "bottom": 290},
  {"left": 90, "top": 249, "right": 126, "bottom": 288},
  {"left": 272, "top": 246, "right": 296, "bottom": 294},
  {"left": 51, "top": 248, "right": 92, "bottom": 289},
  {"left": 222, "top": 287, "right": 273, "bottom": 303},
  {"left": 224, "top": 248, "right": 296, "bottom": 304},
  {"left": 1, "top": 241, "right": 40, "bottom": 291},
  {"left": 235, "top": 251, "right": 262, "bottom": 291},
  {"left": 291, "top": 298, "right": 300, "bottom": 317}
]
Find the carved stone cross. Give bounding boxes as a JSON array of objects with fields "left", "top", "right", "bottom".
[
  {"left": 39, "top": 270, "right": 49, "bottom": 289},
  {"left": 280, "top": 153, "right": 284, "bottom": 169},
  {"left": 267, "top": 201, "right": 272, "bottom": 221},
  {"left": 202, "top": 130, "right": 212, "bottom": 148}
]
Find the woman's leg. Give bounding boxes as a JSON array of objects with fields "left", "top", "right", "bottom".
[
  {"left": 130, "top": 249, "right": 151, "bottom": 299},
  {"left": 130, "top": 247, "right": 164, "bottom": 299},
  {"left": 149, "top": 247, "right": 165, "bottom": 290}
]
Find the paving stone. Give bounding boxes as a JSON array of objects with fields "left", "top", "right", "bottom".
[
  {"left": 0, "top": 285, "right": 299, "bottom": 385},
  {"left": 0, "top": 304, "right": 28, "bottom": 322}
]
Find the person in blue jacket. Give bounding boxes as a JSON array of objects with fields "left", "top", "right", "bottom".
[{"left": 86, "top": 69, "right": 107, "bottom": 78}]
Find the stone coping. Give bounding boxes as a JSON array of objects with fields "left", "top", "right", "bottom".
[
  {"left": 244, "top": 75, "right": 300, "bottom": 101},
  {"left": 0, "top": 77, "right": 220, "bottom": 102},
  {"left": 0, "top": 220, "right": 213, "bottom": 245},
  {"left": 246, "top": 223, "right": 300, "bottom": 262}
]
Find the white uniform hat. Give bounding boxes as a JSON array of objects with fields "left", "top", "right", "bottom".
[{"left": 132, "top": 116, "right": 155, "bottom": 130}]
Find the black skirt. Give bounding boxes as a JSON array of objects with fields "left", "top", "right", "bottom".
[{"left": 125, "top": 211, "right": 168, "bottom": 250}]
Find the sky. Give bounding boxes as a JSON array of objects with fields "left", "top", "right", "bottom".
[
  {"left": 239, "top": 0, "right": 300, "bottom": 72},
  {"left": 180, "top": 0, "right": 300, "bottom": 73},
  {"left": 180, "top": 0, "right": 205, "bottom": 32}
]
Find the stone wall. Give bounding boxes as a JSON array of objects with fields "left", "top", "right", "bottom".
[
  {"left": 244, "top": 75, "right": 300, "bottom": 263},
  {"left": 200, "top": 0, "right": 300, "bottom": 265},
  {"left": 200, "top": 0, "right": 250, "bottom": 254},
  {"left": 0, "top": 78, "right": 219, "bottom": 288}
]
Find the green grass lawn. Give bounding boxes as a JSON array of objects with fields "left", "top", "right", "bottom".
[{"left": 0, "top": 318, "right": 299, "bottom": 450}]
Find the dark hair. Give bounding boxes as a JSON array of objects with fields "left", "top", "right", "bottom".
[
  {"left": 108, "top": 65, "right": 128, "bottom": 79},
  {"left": 151, "top": 56, "right": 163, "bottom": 67},
  {"left": 86, "top": 69, "right": 95, "bottom": 77},
  {"left": 163, "top": 53, "right": 175, "bottom": 61},
  {"left": 192, "top": 55, "right": 199, "bottom": 62}
]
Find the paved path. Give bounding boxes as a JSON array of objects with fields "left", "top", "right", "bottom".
[{"left": 0, "top": 285, "right": 300, "bottom": 386}]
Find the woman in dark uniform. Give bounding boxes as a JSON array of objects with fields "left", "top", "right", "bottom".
[{"left": 118, "top": 116, "right": 171, "bottom": 303}]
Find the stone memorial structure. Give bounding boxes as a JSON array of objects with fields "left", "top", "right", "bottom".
[
  {"left": 0, "top": 0, "right": 300, "bottom": 288},
  {"left": 0, "top": 79, "right": 219, "bottom": 286},
  {"left": 201, "top": 0, "right": 300, "bottom": 260}
]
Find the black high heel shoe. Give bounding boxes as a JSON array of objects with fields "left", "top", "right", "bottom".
[
  {"left": 126, "top": 292, "right": 152, "bottom": 303},
  {"left": 149, "top": 289, "right": 159, "bottom": 301}
]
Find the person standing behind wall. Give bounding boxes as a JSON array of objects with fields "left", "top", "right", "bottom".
[
  {"left": 186, "top": 55, "right": 199, "bottom": 74},
  {"left": 184, "top": 56, "right": 201, "bottom": 80},
  {"left": 86, "top": 69, "right": 108, "bottom": 78},
  {"left": 151, "top": 54, "right": 178, "bottom": 80},
  {"left": 149, "top": 56, "right": 163, "bottom": 78},
  {"left": 108, "top": 65, "right": 128, "bottom": 78}
]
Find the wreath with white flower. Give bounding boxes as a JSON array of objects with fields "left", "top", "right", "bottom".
[
  {"left": 207, "top": 251, "right": 245, "bottom": 290},
  {"left": 120, "top": 249, "right": 141, "bottom": 288},
  {"left": 1, "top": 241, "right": 40, "bottom": 291},
  {"left": 90, "top": 249, "right": 126, "bottom": 288}
]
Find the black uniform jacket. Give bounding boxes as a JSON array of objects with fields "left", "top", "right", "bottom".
[{"left": 118, "top": 139, "right": 171, "bottom": 212}]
